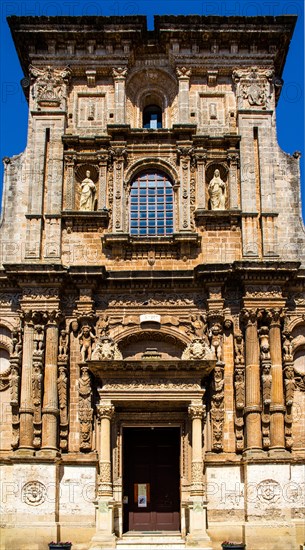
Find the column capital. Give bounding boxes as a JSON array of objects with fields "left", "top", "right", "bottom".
[
  {"left": 188, "top": 403, "right": 205, "bottom": 420},
  {"left": 176, "top": 66, "right": 192, "bottom": 79},
  {"left": 268, "top": 308, "right": 283, "bottom": 327},
  {"left": 44, "top": 309, "right": 63, "bottom": 327},
  {"left": 112, "top": 66, "right": 128, "bottom": 80},
  {"left": 97, "top": 404, "right": 115, "bottom": 421},
  {"left": 240, "top": 308, "right": 257, "bottom": 327}
]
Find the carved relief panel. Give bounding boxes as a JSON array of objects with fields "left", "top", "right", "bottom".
[{"left": 76, "top": 93, "right": 106, "bottom": 130}]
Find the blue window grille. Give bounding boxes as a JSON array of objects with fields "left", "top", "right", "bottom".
[{"left": 130, "top": 172, "right": 174, "bottom": 236}]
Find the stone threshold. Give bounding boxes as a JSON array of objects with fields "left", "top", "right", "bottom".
[{"left": 116, "top": 532, "right": 212, "bottom": 550}]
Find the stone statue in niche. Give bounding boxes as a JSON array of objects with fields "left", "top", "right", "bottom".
[
  {"left": 208, "top": 169, "right": 227, "bottom": 210},
  {"left": 80, "top": 170, "right": 96, "bottom": 211}
]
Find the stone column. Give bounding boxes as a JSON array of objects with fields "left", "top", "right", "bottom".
[
  {"left": 18, "top": 313, "right": 35, "bottom": 453},
  {"left": 40, "top": 312, "right": 60, "bottom": 455},
  {"left": 186, "top": 402, "right": 211, "bottom": 548},
  {"left": 112, "top": 67, "right": 127, "bottom": 124},
  {"left": 97, "top": 403, "right": 115, "bottom": 496},
  {"left": 90, "top": 402, "right": 116, "bottom": 550},
  {"left": 189, "top": 403, "right": 205, "bottom": 494},
  {"left": 269, "top": 309, "right": 285, "bottom": 451},
  {"left": 243, "top": 309, "right": 262, "bottom": 451},
  {"left": 176, "top": 67, "right": 191, "bottom": 124}
]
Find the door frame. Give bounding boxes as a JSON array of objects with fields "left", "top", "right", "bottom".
[
  {"left": 112, "top": 414, "right": 188, "bottom": 538},
  {"left": 122, "top": 426, "right": 181, "bottom": 533}
]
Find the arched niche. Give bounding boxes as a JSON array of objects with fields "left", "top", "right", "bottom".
[
  {"left": 116, "top": 329, "right": 188, "bottom": 360},
  {"left": 126, "top": 68, "right": 178, "bottom": 128}
]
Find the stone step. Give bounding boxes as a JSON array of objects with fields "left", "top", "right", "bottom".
[{"left": 116, "top": 532, "right": 185, "bottom": 549}]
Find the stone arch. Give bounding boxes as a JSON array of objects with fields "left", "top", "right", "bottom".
[
  {"left": 113, "top": 327, "right": 190, "bottom": 360},
  {"left": 126, "top": 67, "right": 178, "bottom": 128},
  {"left": 125, "top": 158, "right": 179, "bottom": 187},
  {"left": 0, "top": 325, "right": 13, "bottom": 354}
]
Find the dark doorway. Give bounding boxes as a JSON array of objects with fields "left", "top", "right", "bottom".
[{"left": 123, "top": 427, "right": 180, "bottom": 532}]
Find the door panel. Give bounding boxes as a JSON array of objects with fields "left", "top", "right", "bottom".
[{"left": 123, "top": 427, "right": 180, "bottom": 532}]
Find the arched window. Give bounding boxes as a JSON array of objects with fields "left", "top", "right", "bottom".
[
  {"left": 130, "top": 172, "right": 174, "bottom": 236},
  {"left": 143, "top": 105, "right": 162, "bottom": 129}
]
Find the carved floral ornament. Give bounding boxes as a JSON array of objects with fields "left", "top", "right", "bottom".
[
  {"left": 232, "top": 67, "right": 274, "bottom": 110},
  {"left": 29, "top": 65, "right": 71, "bottom": 106}
]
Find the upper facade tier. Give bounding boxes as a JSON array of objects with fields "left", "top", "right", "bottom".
[{"left": 1, "top": 15, "right": 304, "bottom": 271}]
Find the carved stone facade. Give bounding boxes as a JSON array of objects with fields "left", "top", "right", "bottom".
[{"left": 0, "top": 13, "right": 304, "bottom": 550}]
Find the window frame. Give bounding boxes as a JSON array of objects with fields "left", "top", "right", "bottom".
[{"left": 129, "top": 171, "right": 174, "bottom": 237}]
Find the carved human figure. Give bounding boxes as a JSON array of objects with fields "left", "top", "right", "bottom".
[
  {"left": 97, "top": 315, "right": 109, "bottom": 337},
  {"left": 33, "top": 325, "right": 44, "bottom": 355},
  {"left": 189, "top": 314, "right": 207, "bottom": 338},
  {"left": 12, "top": 329, "right": 22, "bottom": 357},
  {"left": 80, "top": 170, "right": 96, "bottom": 211},
  {"left": 58, "top": 329, "right": 69, "bottom": 357},
  {"left": 79, "top": 325, "right": 95, "bottom": 361},
  {"left": 209, "top": 323, "right": 223, "bottom": 362},
  {"left": 234, "top": 334, "right": 244, "bottom": 365},
  {"left": 10, "top": 363, "right": 20, "bottom": 404},
  {"left": 284, "top": 366, "right": 295, "bottom": 406},
  {"left": 208, "top": 169, "right": 226, "bottom": 210},
  {"left": 234, "top": 367, "right": 245, "bottom": 409},
  {"left": 283, "top": 333, "right": 293, "bottom": 362}
]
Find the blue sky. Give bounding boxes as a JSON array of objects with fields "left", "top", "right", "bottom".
[{"left": 0, "top": 0, "right": 304, "bottom": 221}]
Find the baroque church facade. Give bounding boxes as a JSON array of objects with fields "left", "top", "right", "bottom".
[{"left": 0, "top": 14, "right": 305, "bottom": 550}]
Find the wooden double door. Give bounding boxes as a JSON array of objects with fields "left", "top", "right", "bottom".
[{"left": 123, "top": 427, "right": 180, "bottom": 532}]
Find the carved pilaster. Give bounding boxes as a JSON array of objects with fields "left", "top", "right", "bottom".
[
  {"left": 282, "top": 330, "right": 295, "bottom": 450},
  {"left": 211, "top": 363, "right": 225, "bottom": 452},
  {"left": 79, "top": 364, "right": 93, "bottom": 451},
  {"left": 227, "top": 152, "right": 239, "bottom": 209},
  {"left": 259, "top": 325, "right": 271, "bottom": 449},
  {"left": 65, "top": 154, "right": 77, "bottom": 210},
  {"left": 109, "top": 146, "right": 127, "bottom": 233},
  {"left": 97, "top": 404, "right": 115, "bottom": 496},
  {"left": 177, "top": 147, "right": 193, "bottom": 231},
  {"left": 176, "top": 67, "right": 191, "bottom": 123},
  {"left": 194, "top": 151, "right": 207, "bottom": 210},
  {"left": 97, "top": 153, "right": 108, "bottom": 211},
  {"left": 234, "top": 332, "right": 245, "bottom": 452},
  {"left": 57, "top": 327, "right": 69, "bottom": 451},
  {"left": 112, "top": 67, "right": 127, "bottom": 124},
  {"left": 10, "top": 327, "right": 23, "bottom": 450}
]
